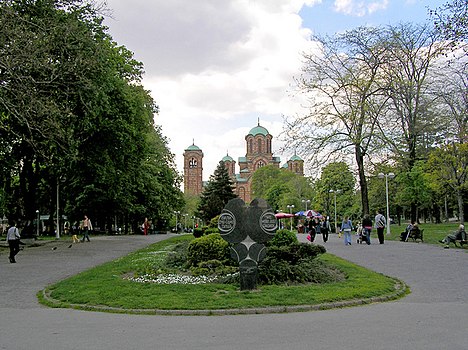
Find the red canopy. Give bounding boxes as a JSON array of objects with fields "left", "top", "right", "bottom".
[{"left": 275, "top": 212, "right": 295, "bottom": 219}]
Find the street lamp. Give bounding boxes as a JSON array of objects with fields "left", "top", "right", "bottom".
[
  {"left": 182, "top": 214, "right": 188, "bottom": 232},
  {"left": 173, "top": 211, "right": 180, "bottom": 233},
  {"left": 378, "top": 172, "right": 395, "bottom": 235},
  {"left": 36, "top": 210, "right": 40, "bottom": 237},
  {"left": 301, "top": 199, "right": 310, "bottom": 211},
  {"left": 286, "top": 205, "right": 295, "bottom": 231},
  {"left": 329, "top": 189, "right": 342, "bottom": 234}
]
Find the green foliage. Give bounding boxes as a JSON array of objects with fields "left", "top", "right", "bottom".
[
  {"left": 258, "top": 243, "right": 339, "bottom": 285},
  {"left": 209, "top": 215, "right": 220, "bottom": 228},
  {"left": 205, "top": 227, "right": 220, "bottom": 235},
  {"left": 187, "top": 233, "right": 230, "bottom": 267},
  {"left": 0, "top": 0, "right": 183, "bottom": 228},
  {"left": 197, "top": 161, "right": 237, "bottom": 222},
  {"left": 268, "top": 229, "right": 298, "bottom": 247},
  {"left": 193, "top": 228, "right": 204, "bottom": 238},
  {"left": 251, "top": 165, "right": 314, "bottom": 212}
]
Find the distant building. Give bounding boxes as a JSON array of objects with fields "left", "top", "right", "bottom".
[{"left": 183, "top": 122, "right": 304, "bottom": 202}]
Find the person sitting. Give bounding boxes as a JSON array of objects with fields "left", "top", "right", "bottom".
[
  {"left": 440, "top": 224, "right": 466, "bottom": 248},
  {"left": 400, "top": 222, "right": 414, "bottom": 241}
]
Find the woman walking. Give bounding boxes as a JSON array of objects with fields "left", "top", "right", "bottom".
[{"left": 340, "top": 216, "right": 354, "bottom": 246}]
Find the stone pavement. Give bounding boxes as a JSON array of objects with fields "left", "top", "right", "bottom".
[{"left": 0, "top": 232, "right": 467, "bottom": 350}]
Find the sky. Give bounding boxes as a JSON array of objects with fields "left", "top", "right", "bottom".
[{"left": 102, "top": 0, "right": 446, "bottom": 181}]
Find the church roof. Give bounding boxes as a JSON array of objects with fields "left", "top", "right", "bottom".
[
  {"left": 247, "top": 125, "right": 269, "bottom": 137},
  {"left": 289, "top": 154, "right": 303, "bottom": 161},
  {"left": 185, "top": 143, "right": 201, "bottom": 151},
  {"left": 222, "top": 153, "right": 234, "bottom": 162}
]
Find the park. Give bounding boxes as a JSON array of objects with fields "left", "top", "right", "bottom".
[{"left": 1, "top": 1, "right": 467, "bottom": 349}]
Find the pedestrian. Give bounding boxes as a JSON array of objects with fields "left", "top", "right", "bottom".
[
  {"left": 375, "top": 210, "right": 386, "bottom": 244},
  {"left": 142, "top": 218, "right": 150, "bottom": 235},
  {"left": 7, "top": 220, "right": 21, "bottom": 263},
  {"left": 362, "top": 214, "right": 373, "bottom": 245},
  {"left": 321, "top": 216, "right": 331, "bottom": 242},
  {"left": 81, "top": 215, "right": 93, "bottom": 242},
  {"left": 308, "top": 217, "right": 317, "bottom": 242},
  {"left": 340, "top": 216, "right": 354, "bottom": 246},
  {"left": 313, "top": 217, "right": 321, "bottom": 242}
]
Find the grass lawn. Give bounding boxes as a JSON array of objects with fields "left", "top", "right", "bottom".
[
  {"left": 38, "top": 235, "right": 407, "bottom": 314},
  {"left": 385, "top": 222, "right": 465, "bottom": 246}
]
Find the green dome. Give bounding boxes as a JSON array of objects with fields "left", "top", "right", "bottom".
[
  {"left": 222, "top": 154, "right": 234, "bottom": 162},
  {"left": 248, "top": 125, "right": 269, "bottom": 136},
  {"left": 290, "top": 154, "right": 303, "bottom": 161},
  {"left": 186, "top": 144, "right": 201, "bottom": 151}
]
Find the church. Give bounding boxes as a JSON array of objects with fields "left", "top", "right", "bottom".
[{"left": 183, "top": 122, "right": 304, "bottom": 203}]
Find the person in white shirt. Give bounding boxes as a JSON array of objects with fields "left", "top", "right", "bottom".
[
  {"left": 7, "top": 221, "right": 21, "bottom": 263},
  {"left": 374, "top": 210, "right": 386, "bottom": 244}
]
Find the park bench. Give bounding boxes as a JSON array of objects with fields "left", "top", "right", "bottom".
[
  {"left": 407, "top": 229, "right": 424, "bottom": 242},
  {"left": 453, "top": 232, "right": 467, "bottom": 247}
]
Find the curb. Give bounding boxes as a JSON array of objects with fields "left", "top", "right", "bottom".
[{"left": 40, "top": 278, "right": 409, "bottom": 316}]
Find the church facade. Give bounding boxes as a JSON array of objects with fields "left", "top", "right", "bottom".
[{"left": 183, "top": 122, "right": 304, "bottom": 203}]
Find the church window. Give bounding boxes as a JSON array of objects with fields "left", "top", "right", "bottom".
[
  {"left": 257, "top": 139, "right": 262, "bottom": 153},
  {"left": 189, "top": 158, "right": 198, "bottom": 168},
  {"left": 256, "top": 160, "right": 265, "bottom": 169}
]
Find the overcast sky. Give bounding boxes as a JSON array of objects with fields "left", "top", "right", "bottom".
[{"left": 102, "top": 0, "right": 445, "bottom": 181}]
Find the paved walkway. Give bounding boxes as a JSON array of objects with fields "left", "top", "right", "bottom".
[{"left": 0, "top": 233, "right": 467, "bottom": 350}]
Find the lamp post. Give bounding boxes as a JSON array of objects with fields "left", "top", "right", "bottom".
[
  {"left": 286, "top": 205, "right": 295, "bottom": 231},
  {"left": 173, "top": 211, "right": 180, "bottom": 233},
  {"left": 56, "top": 179, "right": 60, "bottom": 240},
  {"left": 378, "top": 172, "right": 395, "bottom": 235},
  {"left": 182, "top": 214, "right": 188, "bottom": 232},
  {"left": 191, "top": 216, "right": 195, "bottom": 232},
  {"left": 329, "top": 189, "right": 342, "bottom": 234},
  {"left": 301, "top": 199, "right": 310, "bottom": 212},
  {"left": 36, "top": 210, "right": 40, "bottom": 237}
]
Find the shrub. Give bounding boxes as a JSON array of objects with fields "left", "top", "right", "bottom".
[
  {"left": 209, "top": 215, "right": 220, "bottom": 228},
  {"left": 205, "top": 227, "right": 220, "bottom": 235},
  {"left": 163, "top": 241, "right": 191, "bottom": 269},
  {"left": 193, "top": 228, "right": 204, "bottom": 238},
  {"left": 258, "top": 242, "right": 336, "bottom": 285},
  {"left": 268, "top": 229, "right": 298, "bottom": 247},
  {"left": 187, "top": 233, "right": 230, "bottom": 267}
]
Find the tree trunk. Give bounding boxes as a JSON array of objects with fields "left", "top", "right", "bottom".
[
  {"left": 456, "top": 190, "right": 465, "bottom": 224},
  {"left": 355, "top": 146, "right": 369, "bottom": 216}
]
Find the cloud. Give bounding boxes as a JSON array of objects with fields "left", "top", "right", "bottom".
[
  {"left": 333, "top": 0, "right": 389, "bottom": 17},
  {"left": 104, "top": 0, "right": 319, "bottom": 180}
]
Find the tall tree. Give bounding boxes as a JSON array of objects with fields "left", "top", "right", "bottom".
[
  {"left": 197, "top": 161, "right": 237, "bottom": 222},
  {"left": 0, "top": 0, "right": 183, "bottom": 231},
  {"left": 379, "top": 23, "right": 449, "bottom": 222},
  {"left": 284, "top": 26, "right": 390, "bottom": 216}
]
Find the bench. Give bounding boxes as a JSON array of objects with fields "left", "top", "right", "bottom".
[{"left": 407, "top": 229, "right": 424, "bottom": 242}]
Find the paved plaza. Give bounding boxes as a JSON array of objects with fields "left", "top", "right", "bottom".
[{"left": 1, "top": 232, "right": 467, "bottom": 350}]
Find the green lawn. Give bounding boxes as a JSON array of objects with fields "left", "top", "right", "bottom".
[
  {"left": 385, "top": 222, "right": 464, "bottom": 246},
  {"left": 38, "top": 235, "right": 407, "bottom": 314}
]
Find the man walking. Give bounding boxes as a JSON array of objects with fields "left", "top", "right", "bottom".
[
  {"left": 375, "top": 210, "right": 386, "bottom": 244},
  {"left": 7, "top": 221, "right": 21, "bottom": 263}
]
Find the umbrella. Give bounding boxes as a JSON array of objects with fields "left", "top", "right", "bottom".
[
  {"left": 275, "top": 212, "right": 295, "bottom": 219},
  {"left": 305, "top": 210, "right": 323, "bottom": 218},
  {"left": 295, "top": 211, "right": 305, "bottom": 216}
]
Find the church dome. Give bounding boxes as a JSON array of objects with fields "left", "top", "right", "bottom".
[
  {"left": 185, "top": 143, "right": 201, "bottom": 151},
  {"left": 289, "top": 154, "right": 303, "bottom": 161},
  {"left": 222, "top": 154, "right": 234, "bottom": 162},
  {"left": 247, "top": 125, "right": 269, "bottom": 137}
]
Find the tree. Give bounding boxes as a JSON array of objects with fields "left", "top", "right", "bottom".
[
  {"left": 313, "top": 162, "right": 357, "bottom": 219},
  {"left": 284, "top": 26, "right": 390, "bottom": 216},
  {"left": 197, "top": 161, "right": 237, "bottom": 222},
  {"left": 428, "top": 144, "right": 468, "bottom": 224},
  {"left": 431, "top": 0, "right": 468, "bottom": 41},
  {"left": 378, "top": 23, "right": 450, "bottom": 222},
  {"left": 0, "top": 0, "right": 183, "bottom": 232},
  {"left": 251, "top": 165, "right": 314, "bottom": 213}
]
